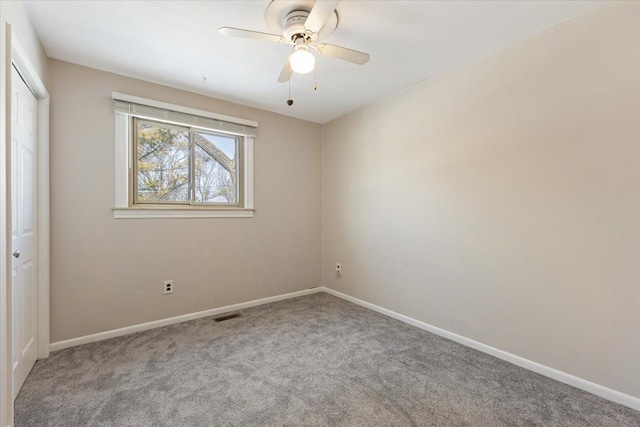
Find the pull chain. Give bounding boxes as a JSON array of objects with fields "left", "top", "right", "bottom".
[
  {"left": 313, "top": 65, "right": 317, "bottom": 91},
  {"left": 287, "top": 71, "right": 293, "bottom": 106},
  {"left": 287, "top": 60, "right": 293, "bottom": 107}
]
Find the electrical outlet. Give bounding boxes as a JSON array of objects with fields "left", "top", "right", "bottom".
[
  {"left": 336, "top": 263, "right": 342, "bottom": 274},
  {"left": 164, "top": 280, "right": 174, "bottom": 295}
]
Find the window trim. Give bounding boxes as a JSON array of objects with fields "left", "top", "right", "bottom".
[
  {"left": 113, "top": 93, "right": 256, "bottom": 218},
  {"left": 113, "top": 92, "right": 258, "bottom": 128}
]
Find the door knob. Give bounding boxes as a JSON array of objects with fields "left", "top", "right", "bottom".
[{"left": 13, "top": 250, "right": 20, "bottom": 258}]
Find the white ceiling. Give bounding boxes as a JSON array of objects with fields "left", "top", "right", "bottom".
[{"left": 24, "top": 0, "right": 602, "bottom": 124}]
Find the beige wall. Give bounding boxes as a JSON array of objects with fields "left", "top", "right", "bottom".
[
  {"left": 49, "top": 60, "right": 322, "bottom": 343},
  {"left": 322, "top": 2, "right": 640, "bottom": 399}
]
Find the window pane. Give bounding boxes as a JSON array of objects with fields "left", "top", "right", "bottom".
[
  {"left": 137, "top": 121, "right": 190, "bottom": 203},
  {"left": 194, "top": 132, "right": 237, "bottom": 204}
]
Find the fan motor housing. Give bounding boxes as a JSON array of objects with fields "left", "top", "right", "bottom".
[
  {"left": 265, "top": 0, "right": 338, "bottom": 42},
  {"left": 284, "top": 10, "right": 310, "bottom": 40}
]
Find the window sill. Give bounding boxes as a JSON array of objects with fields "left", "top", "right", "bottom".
[{"left": 113, "top": 207, "right": 254, "bottom": 219}]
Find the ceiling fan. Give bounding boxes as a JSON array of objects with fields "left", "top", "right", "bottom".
[{"left": 218, "top": 0, "right": 370, "bottom": 86}]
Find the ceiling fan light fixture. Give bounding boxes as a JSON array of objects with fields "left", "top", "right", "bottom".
[{"left": 289, "top": 45, "right": 315, "bottom": 74}]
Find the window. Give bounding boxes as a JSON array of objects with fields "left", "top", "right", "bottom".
[
  {"left": 112, "top": 93, "right": 257, "bottom": 218},
  {"left": 134, "top": 119, "right": 242, "bottom": 206}
]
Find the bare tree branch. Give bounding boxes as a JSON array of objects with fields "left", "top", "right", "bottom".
[{"left": 194, "top": 134, "right": 235, "bottom": 175}]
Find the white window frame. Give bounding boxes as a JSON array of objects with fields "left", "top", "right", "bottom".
[{"left": 112, "top": 93, "right": 256, "bottom": 219}]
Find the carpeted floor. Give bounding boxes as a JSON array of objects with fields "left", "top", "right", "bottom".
[{"left": 14, "top": 293, "right": 640, "bottom": 426}]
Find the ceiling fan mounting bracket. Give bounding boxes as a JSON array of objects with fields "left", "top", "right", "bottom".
[
  {"left": 265, "top": 0, "right": 338, "bottom": 42},
  {"left": 284, "top": 10, "right": 312, "bottom": 41}
]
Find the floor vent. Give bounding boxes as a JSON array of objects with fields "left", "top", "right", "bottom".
[{"left": 214, "top": 313, "right": 242, "bottom": 322}]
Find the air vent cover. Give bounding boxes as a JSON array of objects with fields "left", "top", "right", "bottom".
[{"left": 214, "top": 313, "right": 242, "bottom": 322}]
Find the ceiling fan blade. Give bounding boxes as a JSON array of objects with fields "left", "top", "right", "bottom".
[
  {"left": 316, "top": 43, "right": 370, "bottom": 65},
  {"left": 304, "top": 0, "right": 341, "bottom": 33},
  {"left": 277, "top": 58, "right": 292, "bottom": 83},
  {"left": 218, "top": 27, "right": 285, "bottom": 43}
]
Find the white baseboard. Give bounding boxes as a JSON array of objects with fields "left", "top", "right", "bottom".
[
  {"left": 320, "top": 286, "right": 640, "bottom": 412},
  {"left": 50, "top": 287, "right": 322, "bottom": 352},
  {"left": 47, "top": 285, "right": 639, "bottom": 412}
]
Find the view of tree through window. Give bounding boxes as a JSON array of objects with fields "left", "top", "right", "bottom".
[
  {"left": 194, "top": 132, "right": 237, "bottom": 203},
  {"left": 136, "top": 120, "right": 238, "bottom": 204}
]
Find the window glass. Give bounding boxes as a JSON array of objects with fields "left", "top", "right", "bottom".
[
  {"left": 136, "top": 121, "right": 190, "bottom": 203},
  {"left": 134, "top": 119, "right": 241, "bottom": 206},
  {"left": 194, "top": 132, "right": 238, "bottom": 204}
]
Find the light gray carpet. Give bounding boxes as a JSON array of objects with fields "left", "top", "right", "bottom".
[{"left": 15, "top": 293, "right": 640, "bottom": 426}]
